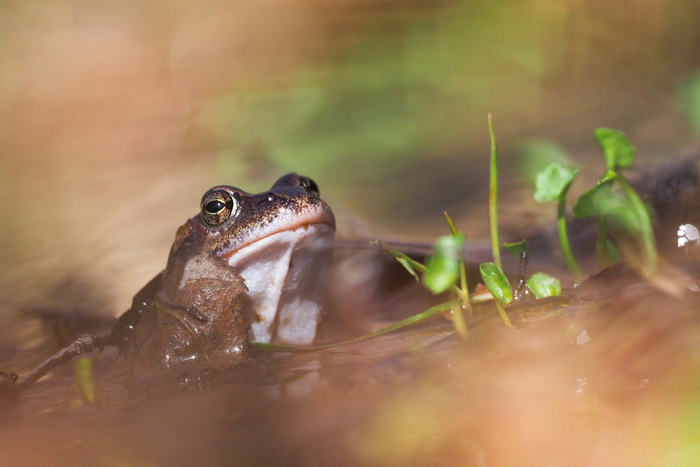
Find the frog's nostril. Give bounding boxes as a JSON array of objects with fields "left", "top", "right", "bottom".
[{"left": 300, "top": 176, "right": 320, "bottom": 196}]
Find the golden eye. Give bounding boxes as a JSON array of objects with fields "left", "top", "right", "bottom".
[{"left": 200, "top": 189, "right": 237, "bottom": 226}]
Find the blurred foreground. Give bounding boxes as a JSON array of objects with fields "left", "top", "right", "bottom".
[{"left": 2, "top": 1, "right": 700, "bottom": 466}]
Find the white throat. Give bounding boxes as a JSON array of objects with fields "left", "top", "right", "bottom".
[{"left": 227, "top": 223, "right": 334, "bottom": 345}]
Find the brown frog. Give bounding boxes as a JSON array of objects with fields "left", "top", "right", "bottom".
[{"left": 0, "top": 173, "right": 335, "bottom": 394}]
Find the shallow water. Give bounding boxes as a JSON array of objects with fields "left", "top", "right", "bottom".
[
  {"left": 2, "top": 155, "right": 700, "bottom": 467},
  {"left": 3, "top": 268, "right": 700, "bottom": 467}
]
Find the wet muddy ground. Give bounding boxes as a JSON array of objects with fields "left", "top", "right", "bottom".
[
  {"left": 3, "top": 259, "right": 700, "bottom": 467},
  {"left": 2, "top": 155, "right": 700, "bottom": 467}
]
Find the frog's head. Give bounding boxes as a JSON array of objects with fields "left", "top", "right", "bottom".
[{"left": 165, "top": 173, "right": 336, "bottom": 346}]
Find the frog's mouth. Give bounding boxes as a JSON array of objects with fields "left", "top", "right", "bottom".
[{"left": 223, "top": 222, "right": 335, "bottom": 346}]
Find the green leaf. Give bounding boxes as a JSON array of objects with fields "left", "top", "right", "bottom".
[
  {"left": 594, "top": 128, "right": 635, "bottom": 170},
  {"left": 533, "top": 163, "right": 581, "bottom": 203},
  {"left": 371, "top": 240, "right": 427, "bottom": 280},
  {"left": 519, "top": 139, "right": 573, "bottom": 183},
  {"left": 573, "top": 180, "right": 645, "bottom": 235},
  {"left": 424, "top": 234, "right": 464, "bottom": 294},
  {"left": 526, "top": 272, "right": 561, "bottom": 298},
  {"left": 479, "top": 262, "right": 513, "bottom": 304},
  {"left": 489, "top": 114, "right": 502, "bottom": 268},
  {"left": 573, "top": 178, "right": 615, "bottom": 218},
  {"left": 397, "top": 258, "right": 419, "bottom": 281},
  {"left": 444, "top": 211, "right": 460, "bottom": 237},
  {"left": 503, "top": 239, "right": 529, "bottom": 258},
  {"left": 250, "top": 301, "right": 455, "bottom": 352}
]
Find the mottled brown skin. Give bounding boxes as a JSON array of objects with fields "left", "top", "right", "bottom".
[
  {"left": 1, "top": 173, "right": 332, "bottom": 395},
  {"left": 109, "top": 173, "right": 331, "bottom": 385},
  {"left": 107, "top": 222, "right": 250, "bottom": 385}
]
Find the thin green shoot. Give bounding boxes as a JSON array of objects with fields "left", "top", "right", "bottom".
[
  {"left": 557, "top": 194, "right": 583, "bottom": 280},
  {"left": 371, "top": 241, "right": 470, "bottom": 304},
  {"left": 494, "top": 301, "right": 512, "bottom": 328},
  {"left": 370, "top": 241, "right": 428, "bottom": 276},
  {"left": 444, "top": 211, "right": 469, "bottom": 339},
  {"left": 444, "top": 212, "right": 468, "bottom": 301},
  {"left": 488, "top": 114, "right": 501, "bottom": 268},
  {"left": 250, "top": 301, "right": 455, "bottom": 352}
]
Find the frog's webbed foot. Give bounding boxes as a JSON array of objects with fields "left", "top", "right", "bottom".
[
  {"left": 155, "top": 292, "right": 209, "bottom": 323},
  {"left": 1, "top": 334, "right": 110, "bottom": 398}
]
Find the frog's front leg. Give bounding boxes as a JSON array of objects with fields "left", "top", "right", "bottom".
[
  {"left": 0, "top": 334, "right": 110, "bottom": 397},
  {"left": 155, "top": 291, "right": 209, "bottom": 322}
]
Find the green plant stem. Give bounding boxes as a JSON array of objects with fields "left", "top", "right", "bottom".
[
  {"left": 488, "top": 114, "right": 501, "bottom": 268},
  {"left": 557, "top": 195, "right": 583, "bottom": 281},
  {"left": 444, "top": 213, "right": 469, "bottom": 299},
  {"left": 371, "top": 241, "right": 428, "bottom": 274},
  {"left": 444, "top": 212, "right": 472, "bottom": 339},
  {"left": 614, "top": 173, "right": 658, "bottom": 273},
  {"left": 250, "top": 301, "right": 455, "bottom": 352},
  {"left": 449, "top": 303, "right": 469, "bottom": 340},
  {"left": 372, "top": 240, "right": 471, "bottom": 305},
  {"left": 495, "top": 300, "right": 513, "bottom": 328}
]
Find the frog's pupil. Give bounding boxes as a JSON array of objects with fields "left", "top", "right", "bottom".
[{"left": 206, "top": 200, "right": 225, "bottom": 214}]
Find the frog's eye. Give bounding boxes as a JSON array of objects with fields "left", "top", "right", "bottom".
[
  {"left": 299, "top": 176, "right": 320, "bottom": 196},
  {"left": 200, "top": 189, "right": 237, "bottom": 226}
]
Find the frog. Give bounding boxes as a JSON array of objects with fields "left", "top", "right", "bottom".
[{"left": 0, "top": 173, "right": 335, "bottom": 395}]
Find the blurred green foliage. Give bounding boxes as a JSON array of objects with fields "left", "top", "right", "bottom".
[
  {"left": 199, "top": 1, "right": 547, "bottom": 179},
  {"left": 519, "top": 140, "right": 573, "bottom": 184},
  {"left": 424, "top": 234, "right": 464, "bottom": 294},
  {"left": 679, "top": 71, "right": 700, "bottom": 133}
]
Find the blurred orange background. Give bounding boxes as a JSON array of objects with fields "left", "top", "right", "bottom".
[{"left": 1, "top": 0, "right": 700, "bottom": 321}]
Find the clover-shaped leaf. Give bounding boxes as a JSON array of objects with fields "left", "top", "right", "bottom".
[
  {"left": 424, "top": 234, "right": 464, "bottom": 294},
  {"left": 503, "top": 239, "right": 529, "bottom": 258},
  {"left": 533, "top": 163, "right": 581, "bottom": 203},
  {"left": 526, "top": 273, "right": 562, "bottom": 299},
  {"left": 479, "top": 262, "right": 513, "bottom": 304},
  {"left": 594, "top": 128, "right": 635, "bottom": 170}
]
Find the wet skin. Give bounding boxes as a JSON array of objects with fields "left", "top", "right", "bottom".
[{"left": 0, "top": 173, "right": 336, "bottom": 393}]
